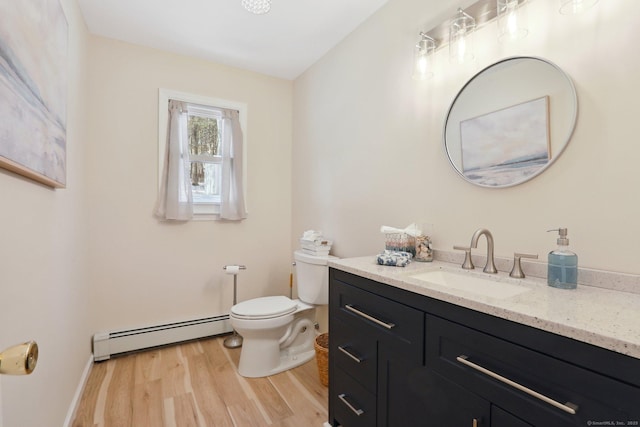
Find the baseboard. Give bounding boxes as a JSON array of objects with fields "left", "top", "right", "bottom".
[{"left": 63, "top": 353, "right": 94, "bottom": 427}]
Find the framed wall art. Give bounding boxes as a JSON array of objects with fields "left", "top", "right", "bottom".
[
  {"left": 0, "top": 1, "right": 68, "bottom": 188},
  {"left": 460, "top": 96, "right": 550, "bottom": 187}
]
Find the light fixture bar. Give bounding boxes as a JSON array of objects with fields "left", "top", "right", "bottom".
[{"left": 423, "top": 0, "right": 527, "bottom": 51}]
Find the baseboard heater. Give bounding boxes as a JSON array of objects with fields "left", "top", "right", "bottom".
[{"left": 92, "top": 314, "right": 232, "bottom": 361}]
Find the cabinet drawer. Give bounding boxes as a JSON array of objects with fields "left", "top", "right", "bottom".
[
  {"left": 331, "top": 316, "right": 377, "bottom": 393},
  {"left": 331, "top": 278, "right": 423, "bottom": 361},
  {"left": 426, "top": 314, "right": 640, "bottom": 426},
  {"left": 332, "top": 366, "right": 376, "bottom": 427}
]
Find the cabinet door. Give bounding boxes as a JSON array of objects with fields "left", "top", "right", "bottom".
[
  {"left": 380, "top": 349, "right": 489, "bottom": 427},
  {"left": 491, "top": 405, "right": 533, "bottom": 427}
]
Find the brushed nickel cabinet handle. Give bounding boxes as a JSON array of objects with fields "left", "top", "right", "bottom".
[
  {"left": 456, "top": 355, "right": 578, "bottom": 415},
  {"left": 338, "top": 345, "right": 363, "bottom": 363},
  {"left": 338, "top": 393, "right": 364, "bottom": 416},
  {"left": 344, "top": 304, "right": 395, "bottom": 329}
]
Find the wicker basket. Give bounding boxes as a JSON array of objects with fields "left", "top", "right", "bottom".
[{"left": 314, "top": 333, "right": 329, "bottom": 387}]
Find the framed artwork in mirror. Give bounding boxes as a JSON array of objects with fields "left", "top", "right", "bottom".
[
  {"left": 460, "top": 96, "right": 550, "bottom": 187},
  {"left": 0, "top": 1, "right": 68, "bottom": 188}
]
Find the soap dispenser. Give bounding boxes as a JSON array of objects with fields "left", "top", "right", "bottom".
[{"left": 547, "top": 228, "right": 578, "bottom": 289}]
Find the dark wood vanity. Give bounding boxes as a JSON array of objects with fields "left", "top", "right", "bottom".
[{"left": 328, "top": 268, "right": 640, "bottom": 427}]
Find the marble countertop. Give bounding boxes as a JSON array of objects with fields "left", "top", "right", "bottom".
[{"left": 329, "top": 256, "right": 640, "bottom": 359}]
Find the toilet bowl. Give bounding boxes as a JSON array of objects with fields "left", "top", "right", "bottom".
[{"left": 230, "top": 250, "right": 336, "bottom": 378}]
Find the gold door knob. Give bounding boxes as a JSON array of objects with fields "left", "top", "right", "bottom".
[{"left": 0, "top": 341, "right": 38, "bottom": 375}]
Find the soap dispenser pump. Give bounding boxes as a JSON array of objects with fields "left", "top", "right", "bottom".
[{"left": 547, "top": 228, "right": 578, "bottom": 289}]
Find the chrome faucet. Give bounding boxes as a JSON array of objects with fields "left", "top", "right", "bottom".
[{"left": 470, "top": 228, "right": 497, "bottom": 274}]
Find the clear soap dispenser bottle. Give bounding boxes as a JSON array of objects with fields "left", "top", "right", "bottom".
[{"left": 547, "top": 228, "right": 578, "bottom": 289}]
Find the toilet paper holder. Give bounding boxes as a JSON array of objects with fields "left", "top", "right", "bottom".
[
  {"left": 223, "top": 265, "right": 246, "bottom": 348},
  {"left": 223, "top": 265, "right": 247, "bottom": 273}
]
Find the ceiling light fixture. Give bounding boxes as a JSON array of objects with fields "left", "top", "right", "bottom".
[{"left": 242, "top": 0, "right": 271, "bottom": 15}]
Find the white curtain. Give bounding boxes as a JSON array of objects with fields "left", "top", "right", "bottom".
[
  {"left": 219, "top": 109, "right": 248, "bottom": 220},
  {"left": 153, "top": 100, "right": 193, "bottom": 220}
]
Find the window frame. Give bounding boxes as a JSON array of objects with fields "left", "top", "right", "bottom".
[{"left": 158, "top": 88, "right": 248, "bottom": 219}]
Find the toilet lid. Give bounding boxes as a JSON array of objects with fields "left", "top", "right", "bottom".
[{"left": 231, "top": 296, "right": 297, "bottom": 319}]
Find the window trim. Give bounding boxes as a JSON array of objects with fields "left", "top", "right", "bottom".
[{"left": 158, "top": 88, "right": 248, "bottom": 219}]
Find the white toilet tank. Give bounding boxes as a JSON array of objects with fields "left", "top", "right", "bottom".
[{"left": 294, "top": 250, "right": 336, "bottom": 305}]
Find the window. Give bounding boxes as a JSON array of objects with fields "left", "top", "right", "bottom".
[
  {"left": 158, "top": 89, "right": 247, "bottom": 218},
  {"left": 187, "top": 105, "right": 222, "bottom": 211}
]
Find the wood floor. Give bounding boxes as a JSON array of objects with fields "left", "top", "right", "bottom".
[{"left": 72, "top": 335, "right": 328, "bottom": 427}]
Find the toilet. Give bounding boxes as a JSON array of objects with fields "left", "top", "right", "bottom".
[{"left": 230, "top": 250, "right": 335, "bottom": 378}]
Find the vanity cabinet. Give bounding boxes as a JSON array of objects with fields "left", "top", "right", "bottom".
[
  {"left": 328, "top": 268, "right": 640, "bottom": 427},
  {"left": 329, "top": 271, "right": 424, "bottom": 427}
]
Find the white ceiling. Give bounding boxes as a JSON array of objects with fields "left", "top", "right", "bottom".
[{"left": 77, "top": 0, "right": 389, "bottom": 80}]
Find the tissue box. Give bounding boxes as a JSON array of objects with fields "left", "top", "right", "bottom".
[{"left": 384, "top": 232, "right": 415, "bottom": 256}]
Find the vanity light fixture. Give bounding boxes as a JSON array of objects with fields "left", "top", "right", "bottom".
[
  {"left": 449, "top": 8, "right": 476, "bottom": 64},
  {"left": 497, "top": 0, "right": 528, "bottom": 41},
  {"left": 413, "top": 0, "right": 599, "bottom": 80},
  {"left": 412, "top": 33, "right": 436, "bottom": 80},
  {"left": 242, "top": 0, "right": 271, "bottom": 15},
  {"left": 559, "top": 0, "right": 599, "bottom": 14}
]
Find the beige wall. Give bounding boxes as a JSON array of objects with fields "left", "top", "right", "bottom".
[
  {"left": 293, "top": 0, "right": 640, "bottom": 276},
  {"left": 0, "top": 0, "right": 91, "bottom": 425},
  {"left": 85, "top": 37, "right": 294, "bottom": 332}
]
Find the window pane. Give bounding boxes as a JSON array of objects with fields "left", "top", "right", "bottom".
[
  {"left": 188, "top": 115, "right": 220, "bottom": 156},
  {"left": 190, "top": 162, "right": 221, "bottom": 203}
]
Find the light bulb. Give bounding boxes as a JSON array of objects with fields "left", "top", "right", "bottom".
[
  {"left": 412, "top": 34, "right": 435, "bottom": 80},
  {"left": 449, "top": 8, "right": 475, "bottom": 64},
  {"left": 457, "top": 37, "right": 467, "bottom": 63}
]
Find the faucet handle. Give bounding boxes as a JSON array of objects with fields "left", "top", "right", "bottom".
[
  {"left": 509, "top": 252, "right": 538, "bottom": 278},
  {"left": 454, "top": 245, "right": 474, "bottom": 270}
]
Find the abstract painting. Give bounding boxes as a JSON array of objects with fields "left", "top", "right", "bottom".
[
  {"left": 0, "top": 1, "right": 68, "bottom": 188},
  {"left": 460, "top": 96, "right": 550, "bottom": 187}
]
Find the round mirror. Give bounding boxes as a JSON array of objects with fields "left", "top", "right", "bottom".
[{"left": 444, "top": 56, "right": 577, "bottom": 188}]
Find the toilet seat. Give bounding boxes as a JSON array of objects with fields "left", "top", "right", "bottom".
[{"left": 231, "top": 296, "right": 298, "bottom": 320}]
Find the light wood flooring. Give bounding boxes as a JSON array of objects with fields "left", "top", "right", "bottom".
[{"left": 72, "top": 335, "right": 328, "bottom": 427}]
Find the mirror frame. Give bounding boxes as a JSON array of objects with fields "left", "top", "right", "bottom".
[{"left": 443, "top": 56, "right": 578, "bottom": 188}]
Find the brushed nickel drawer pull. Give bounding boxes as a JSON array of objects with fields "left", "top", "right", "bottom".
[
  {"left": 456, "top": 355, "right": 578, "bottom": 415},
  {"left": 344, "top": 304, "right": 396, "bottom": 329},
  {"left": 338, "top": 393, "right": 364, "bottom": 416},
  {"left": 338, "top": 345, "right": 363, "bottom": 363}
]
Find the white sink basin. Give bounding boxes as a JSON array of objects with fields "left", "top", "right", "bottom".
[{"left": 409, "top": 269, "right": 531, "bottom": 299}]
